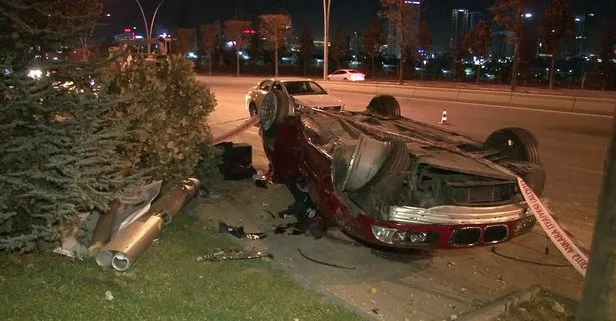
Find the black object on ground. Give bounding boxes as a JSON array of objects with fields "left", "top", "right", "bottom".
[
  {"left": 219, "top": 221, "right": 267, "bottom": 240},
  {"left": 297, "top": 247, "right": 356, "bottom": 270},
  {"left": 273, "top": 223, "right": 305, "bottom": 235},
  {"left": 215, "top": 142, "right": 256, "bottom": 180},
  {"left": 219, "top": 221, "right": 245, "bottom": 238},
  {"left": 197, "top": 249, "right": 273, "bottom": 262},
  {"left": 255, "top": 179, "right": 268, "bottom": 189}
]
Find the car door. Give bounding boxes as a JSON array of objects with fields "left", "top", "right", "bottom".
[{"left": 329, "top": 70, "right": 340, "bottom": 80}]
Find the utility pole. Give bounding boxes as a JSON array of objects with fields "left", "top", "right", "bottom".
[
  {"left": 576, "top": 56, "right": 616, "bottom": 321},
  {"left": 134, "top": 0, "right": 166, "bottom": 54},
  {"left": 323, "top": 0, "right": 331, "bottom": 80}
]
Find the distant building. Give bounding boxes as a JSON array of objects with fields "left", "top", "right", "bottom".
[
  {"left": 450, "top": 9, "right": 490, "bottom": 50},
  {"left": 571, "top": 13, "right": 598, "bottom": 56},
  {"left": 490, "top": 30, "right": 515, "bottom": 57},
  {"left": 349, "top": 31, "right": 362, "bottom": 54}
]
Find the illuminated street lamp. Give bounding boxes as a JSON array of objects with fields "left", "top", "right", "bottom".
[
  {"left": 323, "top": 0, "right": 331, "bottom": 80},
  {"left": 134, "top": 0, "right": 166, "bottom": 54}
]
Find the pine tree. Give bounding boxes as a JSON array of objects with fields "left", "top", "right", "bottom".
[{"left": 0, "top": 0, "right": 142, "bottom": 252}]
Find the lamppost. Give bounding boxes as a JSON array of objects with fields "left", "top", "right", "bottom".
[
  {"left": 134, "top": 0, "right": 166, "bottom": 54},
  {"left": 323, "top": 0, "right": 331, "bottom": 80}
]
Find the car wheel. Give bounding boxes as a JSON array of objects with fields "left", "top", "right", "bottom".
[
  {"left": 484, "top": 127, "right": 544, "bottom": 196},
  {"left": 522, "top": 166, "right": 546, "bottom": 196},
  {"left": 366, "top": 95, "right": 401, "bottom": 118},
  {"left": 348, "top": 139, "right": 411, "bottom": 215},
  {"left": 249, "top": 102, "right": 257, "bottom": 117},
  {"left": 343, "top": 78, "right": 348, "bottom": 81},
  {"left": 484, "top": 127, "right": 542, "bottom": 165}
]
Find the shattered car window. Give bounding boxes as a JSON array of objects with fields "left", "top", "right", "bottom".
[{"left": 284, "top": 81, "right": 327, "bottom": 95}]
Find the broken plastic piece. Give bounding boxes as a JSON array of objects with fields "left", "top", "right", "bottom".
[{"left": 245, "top": 233, "right": 267, "bottom": 240}]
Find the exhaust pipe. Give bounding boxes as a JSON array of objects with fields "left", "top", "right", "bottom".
[{"left": 96, "top": 178, "right": 200, "bottom": 271}]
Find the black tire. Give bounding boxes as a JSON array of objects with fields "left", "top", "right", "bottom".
[
  {"left": 249, "top": 102, "right": 257, "bottom": 117},
  {"left": 349, "top": 139, "right": 410, "bottom": 213},
  {"left": 484, "top": 127, "right": 542, "bottom": 165},
  {"left": 366, "top": 95, "right": 401, "bottom": 118},
  {"left": 522, "top": 166, "right": 546, "bottom": 197}
]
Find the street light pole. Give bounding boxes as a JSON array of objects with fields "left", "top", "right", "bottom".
[
  {"left": 134, "top": 0, "right": 166, "bottom": 54},
  {"left": 323, "top": 0, "right": 331, "bottom": 80}
]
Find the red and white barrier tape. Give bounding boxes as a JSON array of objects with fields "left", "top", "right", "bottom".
[
  {"left": 212, "top": 115, "right": 260, "bottom": 144},
  {"left": 314, "top": 109, "right": 590, "bottom": 276}
]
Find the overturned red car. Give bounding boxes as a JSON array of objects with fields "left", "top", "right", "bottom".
[{"left": 259, "top": 90, "right": 544, "bottom": 249}]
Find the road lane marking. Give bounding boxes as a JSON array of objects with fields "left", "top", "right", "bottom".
[
  {"left": 560, "top": 165, "right": 603, "bottom": 175},
  {"left": 329, "top": 91, "right": 613, "bottom": 119}
]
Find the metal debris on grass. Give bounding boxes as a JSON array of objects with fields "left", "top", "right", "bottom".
[{"left": 197, "top": 249, "right": 273, "bottom": 262}]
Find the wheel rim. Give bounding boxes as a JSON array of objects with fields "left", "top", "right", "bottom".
[
  {"left": 259, "top": 92, "right": 277, "bottom": 131},
  {"left": 486, "top": 133, "right": 525, "bottom": 161}
]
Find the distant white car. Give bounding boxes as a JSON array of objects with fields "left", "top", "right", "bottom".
[
  {"left": 245, "top": 78, "right": 345, "bottom": 117},
  {"left": 327, "top": 69, "right": 366, "bottom": 81}
]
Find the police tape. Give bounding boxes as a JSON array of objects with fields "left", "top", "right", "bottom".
[
  {"left": 212, "top": 115, "right": 260, "bottom": 145},
  {"left": 313, "top": 108, "right": 590, "bottom": 276}
]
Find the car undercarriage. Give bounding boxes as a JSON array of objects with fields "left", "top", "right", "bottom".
[{"left": 258, "top": 91, "right": 544, "bottom": 249}]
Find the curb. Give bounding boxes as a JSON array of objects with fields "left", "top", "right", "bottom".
[{"left": 456, "top": 285, "right": 542, "bottom": 321}]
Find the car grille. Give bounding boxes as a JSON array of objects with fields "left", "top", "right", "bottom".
[
  {"left": 445, "top": 181, "right": 517, "bottom": 206},
  {"left": 449, "top": 225, "right": 509, "bottom": 247},
  {"left": 449, "top": 227, "right": 481, "bottom": 247}
]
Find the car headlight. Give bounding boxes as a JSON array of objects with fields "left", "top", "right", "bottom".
[{"left": 371, "top": 226, "right": 428, "bottom": 245}]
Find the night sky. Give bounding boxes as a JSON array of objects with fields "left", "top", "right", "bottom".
[{"left": 101, "top": 0, "right": 609, "bottom": 50}]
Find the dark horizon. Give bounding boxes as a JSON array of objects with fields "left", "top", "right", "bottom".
[{"left": 101, "top": 0, "right": 610, "bottom": 51}]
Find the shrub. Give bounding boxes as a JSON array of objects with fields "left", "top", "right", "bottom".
[{"left": 107, "top": 54, "right": 220, "bottom": 185}]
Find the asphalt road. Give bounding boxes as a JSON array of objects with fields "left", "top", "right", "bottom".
[{"left": 200, "top": 75, "right": 612, "bottom": 246}]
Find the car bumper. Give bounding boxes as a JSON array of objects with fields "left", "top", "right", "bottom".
[
  {"left": 387, "top": 202, "right": 530, "bottom": 225},
  {"left": 341, "top": 202, "right": 538, "bottom": 249}
]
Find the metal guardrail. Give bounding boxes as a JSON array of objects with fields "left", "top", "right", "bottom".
[
  {"left": 321, "top": 81, "right": 616, "bottom": 115},
  {"left": 195, "top": 76, "right": 616, "bottom": 116}
]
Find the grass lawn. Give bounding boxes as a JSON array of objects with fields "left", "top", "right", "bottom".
[{"left": 0, "top": 215, "right": 362, "bottom": 321}]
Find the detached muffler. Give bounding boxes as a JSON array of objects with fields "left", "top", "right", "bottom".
[{"left": 95, "top": 178, "right": 200, "bottom": 271}]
